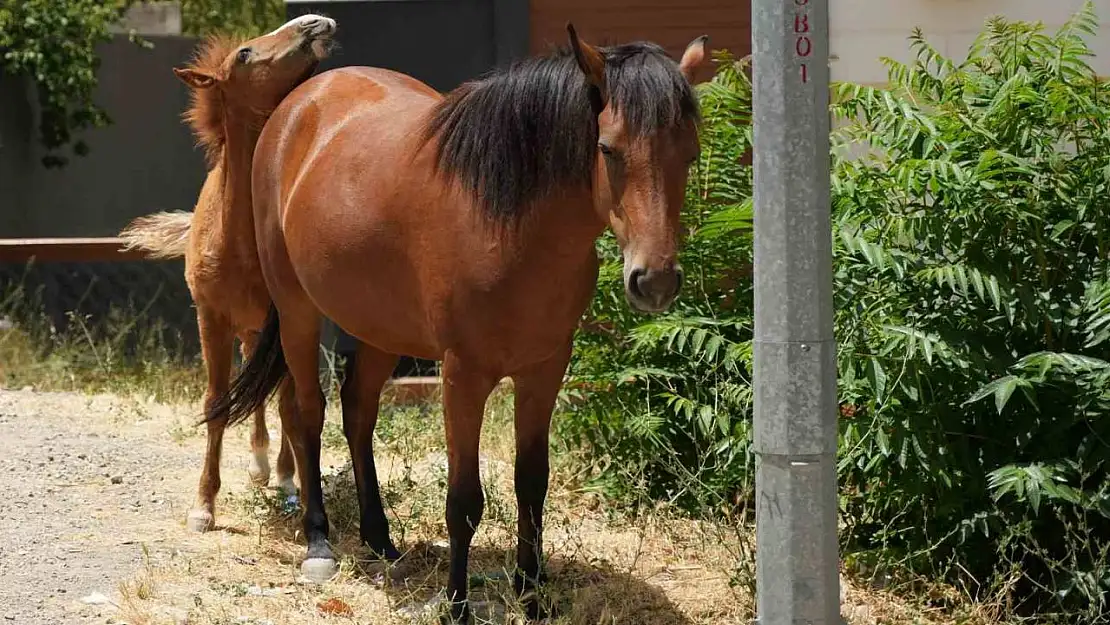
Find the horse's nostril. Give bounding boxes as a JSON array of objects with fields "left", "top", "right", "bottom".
[
  {"left": 628, "top": 267, "right": 647, "bottom": 299},
  {"left": 302, "top": 17, "right": 334, "bottom": 35}
]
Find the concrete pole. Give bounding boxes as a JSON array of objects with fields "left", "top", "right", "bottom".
[{"left": 750, "top": 1, "right": 841, "bottom": 624}]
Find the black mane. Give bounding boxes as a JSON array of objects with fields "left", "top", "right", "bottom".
[{"left": 422, "top": 41, "right": 700, "bottom": 220}]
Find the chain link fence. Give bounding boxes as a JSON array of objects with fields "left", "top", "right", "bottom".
[
  {"left": 0, "top": 257, "right": 438, "bottom": 376},
  {"left": 0, "top": 257, "right": 199, "bottom": 357}
]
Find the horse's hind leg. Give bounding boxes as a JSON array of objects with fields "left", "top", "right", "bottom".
[
  {"left": 340, "top": 343, "right": 400, "bottom": 560},
  {"left": 240, "top": 330, "right": 297, "bottom": 495},
  {"left": 275, "top": 418, "right": 297, "bottom": 495},
  {"left": 188, "top": 306, "right": 235, "bottom": 532},
  {"left": 441, "top": 351, "right": 499, "bottom": 624},
  {"left": 509, "top": 342, "right": 572, "bottom": 620},
  {"left": 277, "top": 310, "right": 337, "bottom": 582},
  {"left": 241, "top": 332, "right": 272, "bottom": 487}
]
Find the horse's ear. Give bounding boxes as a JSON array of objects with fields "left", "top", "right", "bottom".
[
  {"left": 678, "top": 35, "right": 709, "bottom": 83},
  {"left": 566, "top": 22, "right": 606, "bottom": 94},
  {"left": 173, "top": 67, "right": 218, "bottom": 90}
]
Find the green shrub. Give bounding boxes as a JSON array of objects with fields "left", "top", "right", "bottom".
[
  {"left": 561, "top": 50, "right": 756, "bottom": 512},
  {"left": 833, "top": 4, "right": 1109, "bottom": 617},
  {"left": 179, "top": 0, "right": 282, "bottom": 38},
  {"left": 0, "top": 0, "right": 283, "bottom": 167},
  {"left": 563, "top": 2, "right": 1110, "bottom": 620},
  {"left": 0, "top": 0, "right": 135, "bottom": 167}
]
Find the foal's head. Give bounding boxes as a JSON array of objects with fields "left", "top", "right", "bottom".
[
  {"left": 172, "top": 14, "right": 337, "bottom": 164},
  {"left": 569, "top": 26, "right": 706, "bottom": 313}
]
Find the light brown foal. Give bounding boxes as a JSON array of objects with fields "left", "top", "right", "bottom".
[{"left": 120, "top": 14, "right": 337, "bottom": 532}]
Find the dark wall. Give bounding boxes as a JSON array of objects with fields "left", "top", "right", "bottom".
[
  {"left": 0, "top": 3, "right": 532, "bottom": 373},
  {"left": 0, "top": 35, "right": 205, "bottom": 238},
  {"left": 0, "top": 35, "right": 205, "bottom": 360},
  {"left": 0, "top": 73, "right": 33, "bottom": 237},
  {"left": 286, "top": 0, "right": 529, "bottom": 89}
]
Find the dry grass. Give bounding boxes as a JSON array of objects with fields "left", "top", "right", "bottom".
[
  {"left": 0, "top": 303, "right": 998, "bottom": 625},
  {"left": 0, "top": 304, "right": 204, "bottom": 403},
  {"left": 97, "top": 387, "right": 986, "bottom": 625}
]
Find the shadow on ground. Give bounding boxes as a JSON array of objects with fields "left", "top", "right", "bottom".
[
  {"left": 234, "top": 479, "right": 693, "bottom": 625},
  {"left": 356, "top": 542, "right": 694, "bottom": 625}
]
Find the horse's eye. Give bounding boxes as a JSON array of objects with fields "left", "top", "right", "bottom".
[
  {"left": 236, "top": 48, "right": 252, "bottom": 64},
  {"left": 598, "top": 142, "right": 614, "bottom": 157}
]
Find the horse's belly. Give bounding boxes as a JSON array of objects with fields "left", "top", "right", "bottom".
[{"left": 289, "top": 230, "right": 439, "bottom": 359}]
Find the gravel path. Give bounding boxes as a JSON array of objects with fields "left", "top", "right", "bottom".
[{"left": 0, "top": 388, "right": 210, "bottom": 624}]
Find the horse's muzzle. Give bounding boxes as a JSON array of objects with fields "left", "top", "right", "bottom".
[{"left": 626, "top": 264, "right": 683, "bottom": 313}]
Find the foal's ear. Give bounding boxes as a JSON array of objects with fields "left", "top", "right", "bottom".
[
  {"left": 566, "top": 22, "right": 606, "bottom": 94},
  {"left": 173, "top": 67, "right": 218, "bottom": 90},
  {"left": 678, "top": 35, "right": 709, "bottom": 83}
]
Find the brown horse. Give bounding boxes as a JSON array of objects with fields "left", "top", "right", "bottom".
[
  {"left": 119, "top": 14, "right": 337, "bottom": 532},
  {"left": 214, "top": 25, "right": 707, "bottom": 621}
]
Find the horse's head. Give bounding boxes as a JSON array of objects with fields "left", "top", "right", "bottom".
[
  {"left": 172, "top": 14, "right": 337, "bottom": 110},
  {"left": 568, "top": 25, "right": 707, "bottom": 314}
]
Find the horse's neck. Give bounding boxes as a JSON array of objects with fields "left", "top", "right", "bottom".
[
  {"left": 215, "top": 110, "right": 263, "bottom": 251},
  {"left": 514, "top": 192, "right": 605, "bottom": 269}
]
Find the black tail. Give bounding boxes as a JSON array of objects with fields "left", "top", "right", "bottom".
[{"left": 203, "top": 305, "right": 288, "bottom": 427}]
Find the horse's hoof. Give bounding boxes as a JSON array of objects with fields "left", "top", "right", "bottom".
[
  {"left": 247, "top": 465, "right": 270, "bottom": 487},
  {"left": 368, "top": 542, "right": 402, "bottom": 562},
  {"left": 247, "top": 470, "right": 270, "bottom": 487},
  {"left": 521, "top": 592, "right": 545, "bottom": 621},
  {"left": 248, "top": 452, "right": 271, "bottom": 486},
  {"left": 186, "top": 509, "right": 214, "bottom": 533},
  {"left": 439, "top": 610, "right": 469, "bottom": 625},
  {"left": 439, "top": 599, "right": 470, "bottom": 625},
  {"left": 276, "top": 476, "right": 298, "bottom": 496},
  {"left": 300, "top": 557, "right": 339, "bottom": 583}
]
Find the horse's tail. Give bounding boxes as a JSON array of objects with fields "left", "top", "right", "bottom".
[
  {"left": 204, "top": 305, "right": 288, "bottom": 427},
  {"left": 118, "top": 211, "right": 192, "bottom": 259}
]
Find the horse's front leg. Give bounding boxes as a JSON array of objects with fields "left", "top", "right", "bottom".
[
  {"left": 510, "top": 341, "right": 572, "bottom": 620},
  {"left": 441, "top": 351, "right": 499, "bottom": 624},
  {"left": 188, "top": 306, "right": 235, "bottom": 532}
]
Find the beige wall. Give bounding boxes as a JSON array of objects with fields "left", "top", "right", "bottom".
[{"left": 830, "top": 0, "right": 1110, "bottom": 84}]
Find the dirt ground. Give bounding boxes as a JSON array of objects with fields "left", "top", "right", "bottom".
[
  {"left": 0, "top": 387, "right": 954, "bottom": 625},
  {"left": 0, "top": 389, "right": 200, "bottom": 624}
]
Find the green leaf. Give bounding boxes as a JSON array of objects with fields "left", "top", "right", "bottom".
[
  {"left": 866, "top": 358, "right": 888, "bottom": 402},
  {"left": 964, "top": 375, "right": 1029, "bottom": 414}
]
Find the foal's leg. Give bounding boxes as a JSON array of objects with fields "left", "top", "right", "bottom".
[
  {"left": 241, "top": 332, "right": 272, "bottom": 487},
  {"left": 340, "top": 343, "right": 401, "bottom": 560},
  {"left": 275, "top": 408, "right": 298, "bottom": 495},
  {"left": 441, "top": 351, "right": 499, "bottom": 624},
  {"left": 278, "top": 314, "right": 338, "bottom": 582},
  {"left": 510, "top": 342, "right": 572, "bottom": 620},
  {"left": 188, "top": 306, "right": 235, "bottom": 532}
]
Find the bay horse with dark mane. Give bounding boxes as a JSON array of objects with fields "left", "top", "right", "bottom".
[
  {"left": 120, "top": 15, "right": 337, "bottom": 532},
  {"left": 213, "top": 24, "right": 707, "bottom": 622}
]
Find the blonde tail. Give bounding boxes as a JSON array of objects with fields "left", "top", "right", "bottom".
[{"left": 118, "top": 211, "right": 193, "bottom": 259}]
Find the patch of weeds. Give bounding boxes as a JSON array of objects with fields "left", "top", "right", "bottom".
[
  {"left": 168, "top": 418, "right": 201, "bottom": 444},
  {"left": 320, "top": 418, "right": 346, "bottom": 452},
  {"left": 0, "top": 283, "right": 203, "bottom": 400},
  {"left": 230, "top": 484, "right": 300, "bottom": 543}
]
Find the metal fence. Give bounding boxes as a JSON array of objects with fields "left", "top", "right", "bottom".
[
  {"left": 0, "top": 256, "right": 199, "bottom": 357},
  {"left": 0, "top": 252, "right": 439, "bottom": 377}
]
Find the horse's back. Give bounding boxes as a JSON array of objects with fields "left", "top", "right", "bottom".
[
  {"left": 257, "top": 66, "right": 439, "bottom": 183},
  {"left": 253, "top": 64, "right": 441, "bottom": 230}
]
